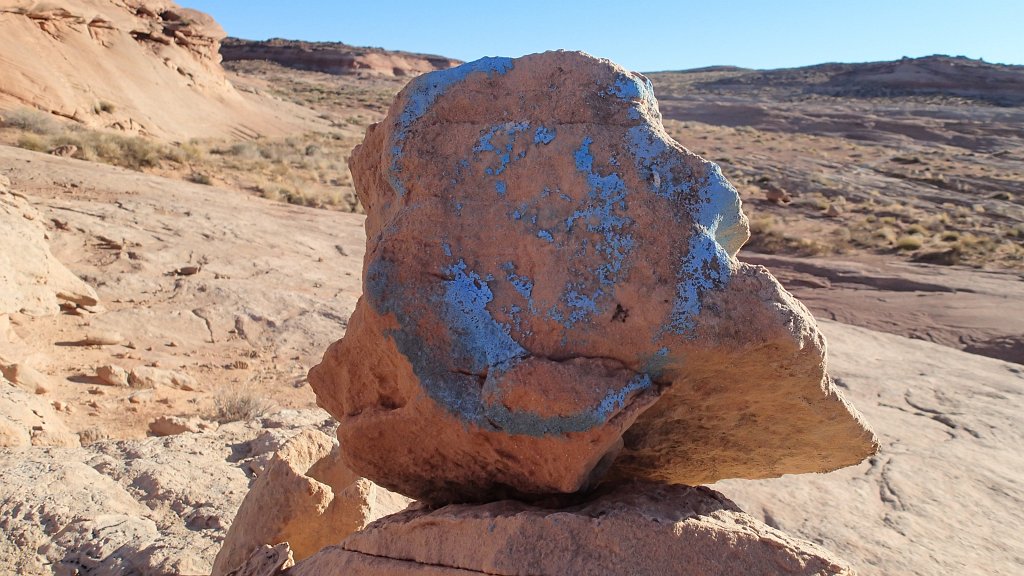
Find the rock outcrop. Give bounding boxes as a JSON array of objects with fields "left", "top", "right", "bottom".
[
  {"left": 0, "top": 1, "right": 309, "bottom": 139},
  {"left": 0, "top": 174, "right": 97, "bottom": 316},
  {"left": 287, "top": 482, "right": 852, "bottom": 576},
  {"left": 0, "top": 409, "right": 338, "bottom": 576},
  {"left": 0, "top": 382, "right": 79, "bottom": 447},
  {"left": 309, "top": 51, "right": 877, "bottom": 503},
  {"left": 212, "top": 429, "right": 411, "bottom": 575},
  {"left": 221, "top": 37, "right": 460, "bottom": 77}
]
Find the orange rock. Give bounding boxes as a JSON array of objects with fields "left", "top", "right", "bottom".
[
  {"left": 211, "top": 430, "right": 411, "bottom": 575},
  {"left": 310, "top": 51, "right": 876, "bottom": 503},
  {"left": 288, "top": 482, "right": 854, "bottom": 576}
]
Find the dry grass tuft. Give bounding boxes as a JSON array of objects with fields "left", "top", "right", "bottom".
[{"left": 213, "top": 387, "right": 271, "bottom": 423}]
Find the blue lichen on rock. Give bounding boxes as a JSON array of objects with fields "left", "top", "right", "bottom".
[{"left": 311, "top": 50, "right": 877, "bottom": 503}]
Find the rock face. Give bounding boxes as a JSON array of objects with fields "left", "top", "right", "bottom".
[
  {"left": 309, "top": 51, "right": 877, "bottom": 502},
  {"left": 0, "top": 174, "right": 98, "bottom": 316},
  {"left": 0, "top": 1, "right": 306, "bottom": 139},
  {"left": 0, "top": 409, "right": 337, "bottom": 576},
  {"left": 221, "top": 37, "right": 461, "bottom": 77},
  {"left": 0, "top": 382, "right": 79, "bottom": 448},
  {"left": 287, "top": 481, "right": 853, "bottom": 576},
  {"left": 212, "top": 429, "right": 411, "bottom": 575}
]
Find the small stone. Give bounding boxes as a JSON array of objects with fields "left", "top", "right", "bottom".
[
  {"left": 50, "top": 144, "right": 78, "bottom": 157},
  {"left": 95, "top": 364, "right": 130, "bottom": 387},
  {"left": 148, "top": 415, "right": 218, "bottom": 436},
  {"left": 763, "top": 181, "right": 792, "bottom": 204},
  {"left": 129, "top": 366, "right": 198, "bottom": 391},
  {"left": 127, "top": 390, "right": 153, "bottom": 404},
  {"left": 75, "top": 331, "right": 124, "bottom": 346},
  {"left": 825, "top": 203, "right": 843, "bottom": 217}
]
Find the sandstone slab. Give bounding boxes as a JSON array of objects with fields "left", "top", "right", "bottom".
[
  {"left": 149, "top": 415, "right": 219, "bottom": 436},
  {"left": 288, "top": 481, "right": 853, "bottom": 576},
  {"left": 0, "top": 383, "right": 78, "bottom": 448},
  {"left": 309, "top": 51, "right": 876, "bottom": 502},
  {"left": 130, "top": 366, "right": 198, "bottom": 390},
  {"left": 0, "top": 175, "right": 97, "bottom": 316}
]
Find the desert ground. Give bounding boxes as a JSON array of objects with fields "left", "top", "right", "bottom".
[{"left": 1, "top": 2, "right": 1021, "bottom": 575}]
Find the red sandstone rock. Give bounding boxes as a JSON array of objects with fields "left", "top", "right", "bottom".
[
  {"left": 287, "top": 482, "right": 854, "bottom": 576},
  {"left": 309, "top": 51, "right": 877, "bottom": 503},
  {"left": 212, "top": 430, "right": 411, "bottom": 575}
]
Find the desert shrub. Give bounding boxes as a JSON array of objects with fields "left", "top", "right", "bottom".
[
  {"left": 941, "top": 231, "right": 961, "bottom": 242},
  {"left": 3, "top": 108, "right": 59, "bottom": 134},
  {"left": 15, "top": 133, "right": 46, "bottom": 152},
  {"left": 895, "top": 235, "right": 924, "bottom": 251},
  {"left": 214, "top": 387, "right": 271, "bottom": 423}
]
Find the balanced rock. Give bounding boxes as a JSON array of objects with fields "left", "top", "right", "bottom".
[
  {"left": 309, "top": 51, "right": 877, "bottom": 503},
  {"left": 0, "top": 383, "right": 78, "bottom": 448},
  {"left": 288, "top": 481, "right": 853, "bottom": 576}
]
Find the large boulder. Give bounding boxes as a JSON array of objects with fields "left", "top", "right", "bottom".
[
  {"left": 212, "top": 430, "right": 411, "bottom": 575},
  {"left": 287, "top": 481, "right": 854, "bottom": 576},
  {"left": 309, "top": 51, "right": 877, "bottom": 503}
]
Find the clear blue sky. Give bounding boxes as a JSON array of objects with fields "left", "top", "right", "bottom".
[{"left": 181, "top": 0, "right": 1024, "bottom": 72}]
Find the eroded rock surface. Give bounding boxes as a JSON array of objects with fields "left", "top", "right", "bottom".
[
  {"left": 309, "top": 51, "right": 877, "bottom": 502},
  {"left": 0, "top": 174, "right": 97, "bottom": 317},
  {"left": 288, "top": 481, "right": 853, "bottom": 576},
  {"left": 0, "top": 1, "right": 313, "bottom": 139},
  {"left": 0, "top": 409, "right": 336, "bottom": 576},
  {"left": 212, "top": 429, "right": 411, "bottom": 575}
]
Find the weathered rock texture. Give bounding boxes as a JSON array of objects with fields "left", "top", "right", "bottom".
[
  {"left": 287, "top": 482, "right": 853, "bottom": 576},
  {"left": 309, "top": 51, "right": 877, "bottom": 502},
  {"left": 0, "top": 382, "right": 79, "bottom": 448},
  {"left": 212, "top": 429, "right": 411, "bottom": 576},
  {"left": 0, "top": 174, "right": 97, "bottom": 316},
  {"left": 0, "top": 1, "right": 308, "bottom": 139},
  {"left": 221, "top": 37, "right": 461, "bottom": 77},
  {"left": 0, "top": 409, "right": 337, "bottom": 576}
]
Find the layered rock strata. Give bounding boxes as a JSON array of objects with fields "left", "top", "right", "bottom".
[{"left": 285, "top": 482, "right": 853, "bottom": 576}]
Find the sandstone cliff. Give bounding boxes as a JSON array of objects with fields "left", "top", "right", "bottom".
[{"left": 0, "top": 0, "right": 313, "bottom": 139}]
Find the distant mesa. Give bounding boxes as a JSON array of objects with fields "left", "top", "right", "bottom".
[
  {"left": 220, "top": 37, "right": 462, "bottom": 77},
  {"left": 671, "top": 55, "right": 1024, "bottom": 106}
]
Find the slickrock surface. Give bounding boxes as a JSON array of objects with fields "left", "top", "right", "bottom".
[
  {"left": 0, "top": 1, "right": 316, "bottom": 139},
  {"left": 287, "top": 481, "right": 852, "bottom": 576},
  {"left": 715, "top": 320, "right": 1024, "bottom": 576},
  {"left": 0, "top": 174, "right": 97, "bottom": 317},
  {"left": 310, "top": 51, "right": 877, "bottom": 502},
  {"left": 212, "top": 429, "right": 411, "bottom": 575},
  {"left": 0, "top": 381, "right": 79, "bottom": 447}
]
